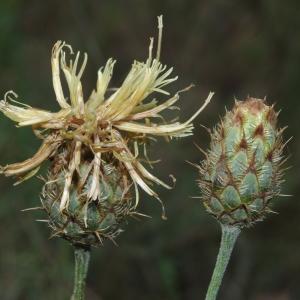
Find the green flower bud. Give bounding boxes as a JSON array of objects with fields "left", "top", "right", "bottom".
[{"left": 199, "top": 97, "right": 286, "bottom": 227}]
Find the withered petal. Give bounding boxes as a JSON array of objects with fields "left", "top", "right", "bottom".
[{"left": 2, "top": 138, "right": 60, "bottom": 176}]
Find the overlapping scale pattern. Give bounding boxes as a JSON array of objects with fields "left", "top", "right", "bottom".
[{"left": 199, "top": 98, "right": 285, "bottom": 227}]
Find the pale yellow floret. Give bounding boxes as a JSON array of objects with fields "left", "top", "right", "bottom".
[
  {"left": 60, "top": 48, "right": 87, "bottom": 115},
  {"left": 87, "top": 135, "right": 101, "bottom": 201},
  {"left": 51, "top": 41, "right": 71, "bottom": 109},
  {"left": 86, "top": 58, "right": 116, "bottom": 111},
  {"left": 1, "top": 136, "right": 60, "bottom": 176},
  {"left": 0, "top": 91, "right": 71, "bottom": 127},
  {"left": 115, "top": 92, "right": 214, "bottom": 138}
]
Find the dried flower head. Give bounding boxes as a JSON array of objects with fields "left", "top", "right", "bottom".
[{"left": 0, "top": 16, "right": 212, "bottom": 246}]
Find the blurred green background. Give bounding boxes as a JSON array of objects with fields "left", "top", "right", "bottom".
[{"left": 0, "top": 0, "right": 299, "bottom": 299}]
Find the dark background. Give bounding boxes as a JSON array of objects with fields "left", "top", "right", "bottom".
[{"left": 0, "top": 0, "right": 299, "bottom": 299}]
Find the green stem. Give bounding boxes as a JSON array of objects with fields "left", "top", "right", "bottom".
[
  {"left": 71, "top": 246, "right": 91, "bottom": 300},
  {"left": 205, "top": 224, "right": 240, "bottom": 300}
]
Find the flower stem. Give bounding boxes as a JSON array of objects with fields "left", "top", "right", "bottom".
[
  {"left": 205, "top": 224, "right": 240, "bottom": 300},
  {"left": 71, "top": 246, "right": 91, "bottom": 300}
]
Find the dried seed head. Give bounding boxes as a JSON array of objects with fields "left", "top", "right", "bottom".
[
  {"left": 198, "top": 97, "right": 287, "bottom": 228},
  {"left": 0, "top": 16, "right": 212, "bottom": 246}
]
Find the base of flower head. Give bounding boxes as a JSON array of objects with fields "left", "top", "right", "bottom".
[{"left": 41, "top": 158, "right": 138, "bottom": 247}]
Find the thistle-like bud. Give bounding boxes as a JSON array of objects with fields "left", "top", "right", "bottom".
[
  {"left": 0, "top": 16, "right": 213, "bottom": 247},
  {"left": 199, "top": 97, "right": 286, "bottom": 227}
]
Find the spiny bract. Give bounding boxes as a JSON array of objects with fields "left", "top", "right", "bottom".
[
  {"left": 199, "top": 97, "right": 286, "bottom": 228},
  {"left": 0, "top": 16, "right": 213, "bottom": 246}
]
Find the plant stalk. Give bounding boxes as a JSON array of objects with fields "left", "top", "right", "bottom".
[
  {"left": 205, "top": 224, "right": 240, "bottom": 300},
  {"left": 71, "top": 246, "right": 91, "bottom": 300}
]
